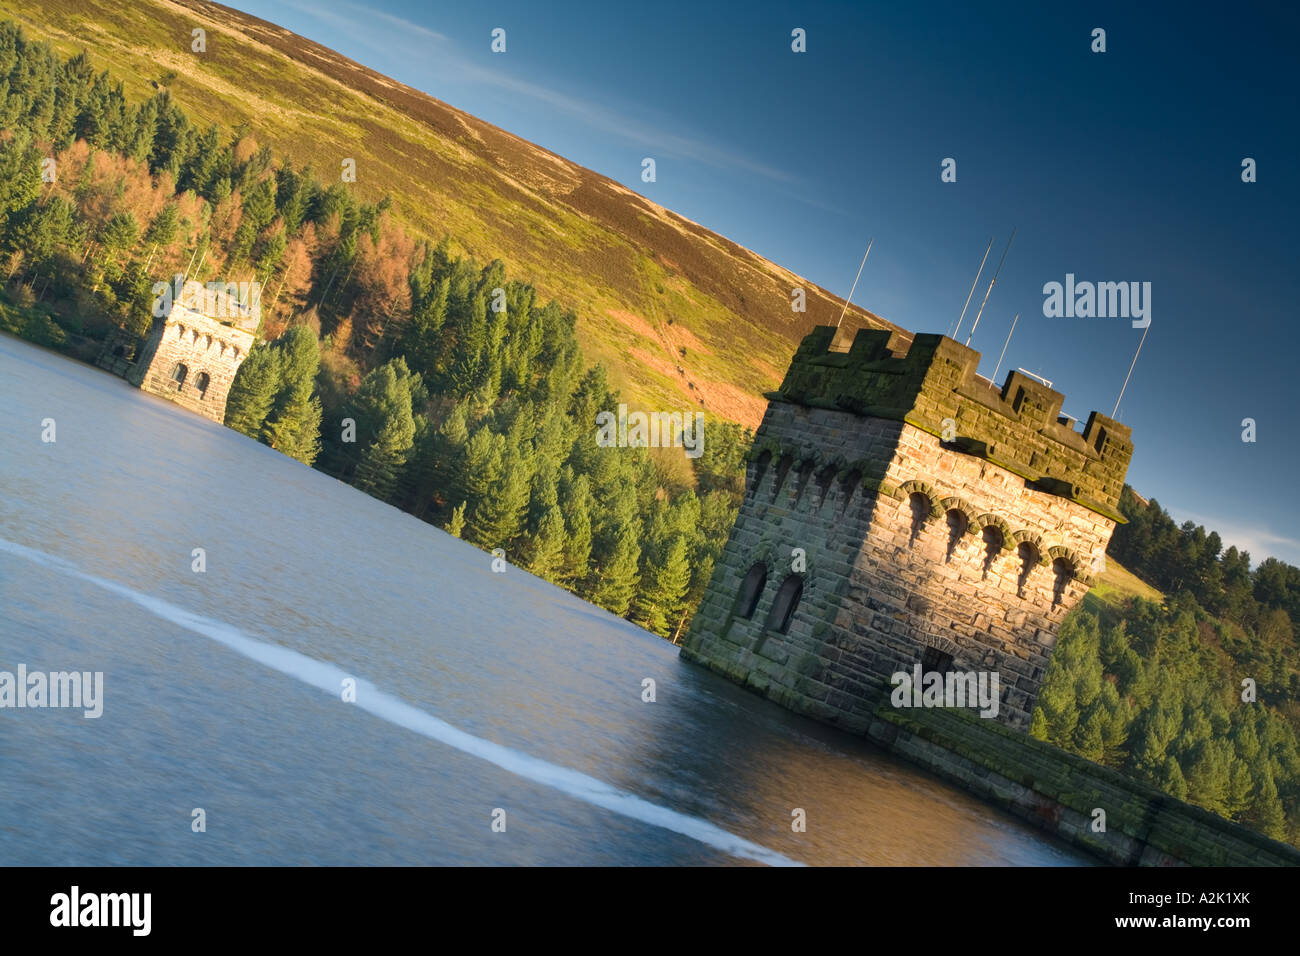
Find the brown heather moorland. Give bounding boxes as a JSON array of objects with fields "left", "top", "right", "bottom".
[{"left": 0, "top": 0, "right": 904, "bottom": 427}]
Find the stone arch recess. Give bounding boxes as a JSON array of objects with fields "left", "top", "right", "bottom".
[
  {"left": 971, "top": 513, "right": 1015, "bottom": 550},
  {"left": 939, "top": 497, "right": 979, "bottom": 533},
  {"left": 1011, "top": 530, "right": 1049, "bottom": 564},
  {"left": 896, "top": 480, "right": 941, "bottom": 518}
]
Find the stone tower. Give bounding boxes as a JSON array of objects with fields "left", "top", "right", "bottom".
[
  {"left": 681, "top": 325, "right": 1134, "bottom": 731},
  {"left": 128, "top": 283, "right": 258, "bottom": 424}
]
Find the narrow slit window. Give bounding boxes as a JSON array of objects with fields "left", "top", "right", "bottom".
[
  {"left": 765, "top": 575, "right": 804, "bottom": 634},
  {"left": 921, "top": 646, "right": 953, "bottom": 675},
  {"left": 736, "top": 563, "right": 767, "bottom": 619}
]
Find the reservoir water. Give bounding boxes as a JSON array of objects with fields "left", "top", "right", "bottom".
[{"left": 0, "top": 333, "right": 1088, "bottom": 865}]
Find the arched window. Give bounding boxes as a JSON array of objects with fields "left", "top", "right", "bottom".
[
  {"left": 838, "top": 468, "right": 862, "bottom": 514},
  {"left": 765, "top": 574, "right": 804, "bottom": 634},
  {"left": 814, "top": 463, "right": 837, "bottom": 508},
  {"left": 945, "top": 509, "right": 968, "bottom": 562},
  {"left": 1017, "top": 542, "right": 1038, "bottom": 596},
  {"left": 1052, "top": 557, "right": 1074, "bottom": 606},
  {"left": 921, "top": 645, "right": 954, "bottom": 675},
  {"left": 908, "top": 493, "right": 930, "bottom": 545},
  {"left": 735, "top": 563, "right": 767, "bottom": 619},
  {"left": 748, "top": 450, "right": 772, "bottom": 498},
  {"left": 793, "top": 460, "right": 815, "bottom": 504},
  {"left": 195, "top": 371, "right": 211, "bottom": 398},
  {"left": 171, "top": 362, "right": 188, "bottom": 387},
  {"left": 981, "top": 526, "right": 1003, "bottom": 577},
  {"left": 770, "top": 454, "right": 794, "bottom": 500}
]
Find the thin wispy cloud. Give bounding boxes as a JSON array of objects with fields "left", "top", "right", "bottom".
[
  {"left": 1171, "top": 508, "right": 1300, "bottom": 566},
  {"left": 276, "top": 0, "right": 795, "bottom": 183}
]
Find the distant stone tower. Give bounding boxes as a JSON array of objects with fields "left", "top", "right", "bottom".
[
  {"left": 681, "top": 326, "right": 1134, "bottom": 731},
  {"left": 128, "top": 282, "right": 258, "bottom": 424}
]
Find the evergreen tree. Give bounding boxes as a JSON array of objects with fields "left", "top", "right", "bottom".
[
  {"left": 559, "top": 472, "right": 594, "bottom": 586},
  {"left": 262, "top": 325, "right": 322, "bottom": 464},
  {"left": 143, "top": 202, "right": 180, "bottom": 249},
  {"left": 630, "top": 535, "right": 692, "bottom": 637},
  {"left": 458, "top": 426, "right": 503, "bottom": 537},
  {"left": 526, "top": 506, "right": 567, "bottom": 581},
  {"left": 588, "top": 520, "right": 642, "bottom": 616},
  {"left": 264, "top": 390, "right": 322, "bottom": 465},
  {"left": 446, "top": 501, "right": 467, "bottom": 538},
  {"left": 350, "top": 359, "right": 418, "bottom": 500},
  {"left": 1247, "top": 771, "right": 1287, "bottom": 841},
  {"left": 224, "top": 342, "right": 282, "bottom": 438},
  {"left": 470, "top": 442, "right": 531, "bottom": 550},
  {"left": 0, "top": 132, "right": 43, "bottom": 255}
]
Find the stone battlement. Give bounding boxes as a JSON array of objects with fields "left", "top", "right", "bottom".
[
  {"left": 773, "top": 326, "right": 1133, "bottom": 519},
  {"left": 683, "top": 320, "right": 1136, "bottom": 732},
  {"left": 127, "top": 301, "right": 256, "bottom": 423}
]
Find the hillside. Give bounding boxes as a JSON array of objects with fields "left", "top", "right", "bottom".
[
  {"left": 1086, "top": 556, "right": 1165, "bottom": 612},
  {"left": 0, "top": 0, "right": 900, "bottom": 427}
]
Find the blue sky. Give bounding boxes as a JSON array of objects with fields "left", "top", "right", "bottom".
[{"left": 236, "top": 0, "right": 1300, "bottom": 565}]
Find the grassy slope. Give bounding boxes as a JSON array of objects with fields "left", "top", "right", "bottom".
[
  {"left": 1090, "top": 557, "right": 1165, "bottom": 608},
  {"left": 1079, "top": 555, "right": 1165, "bottom": 623},
  {"left": 0, "top": 0, "right": 904, "bottom": 428}
]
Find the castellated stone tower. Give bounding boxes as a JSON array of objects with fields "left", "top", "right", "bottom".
[
  {"left": 681, "top": 325, "right": 1134, "bottom": 731},
  {"left": 128, "top": 284, "right": 257, "bottom": 424}
]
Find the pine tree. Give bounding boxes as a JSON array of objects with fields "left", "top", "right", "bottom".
[
  {"left": 99, "top": 210, "right": 139, "bottom": 256},
  {"left": 350, "top": 360, "right": 418, "bottom": 500},
  {"left": 588, "top": 521, "right": 642, "bottom": 616},
  {"left": 413, "top": 401, "right": 470, "bottom": 516},
  {"left": 399, "top": 274, "right": 449, "bottom": 379},
  {"left": 143, "top": 202, "right": 180, "bottom": 249},
  {"left": 446, "top": 501, "right": 467, "bottom": 538},
  {"left": 0, "top": 133, "right": 43, "bottom": 255},
  {"left": 630, "top": 535, "right": 692, "bottom": 637},
  {"left": 526, "top": 506, "right": 567, "bottom": 581},
  {"left": 263, "top": 326, "right": 322, "bottom": 464},
  {"left": 560, "top": 474, "right": 594, "bottom": 586},
  {"left": 1029, "top": 614, "right": 1099, "bottom": 748},
  {"left": 5, "top": 195, "right": 75, "bottom": 269},
  {"left": 224, "top": 342, "right": 282, "bottom": 438},
  {"left": 458, "top": 427, "right": 502, "bottom": 538},
  {"left": 1159, "top": 755, "right": 1190, "bottom": 802},
  {"left": 1186, "top": 740, "right": 1232, "bottom": 816},
  {"left": 470, "top": 443, "right": 532, "bottom": 550},
  {"left": 265, "top": 392, "right": 322, "bottom": 465},
  {"left": 1248, "top": 772, "right": 1287, "bottom": 841},
  {"left": 354, "top": 414, "right": 414, "bottom": 501}
]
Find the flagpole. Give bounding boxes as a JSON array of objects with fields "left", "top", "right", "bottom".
[
  {"left": 1113, "top": 321, "right": 1150, "bottom": 417},
  {"left": 966, "top": 227, "right": 1016, "bottom": 347},
  {"left": 951, "top": 236, "right": 993, "bottom": 339},
  {"left": 991, "top": 312, "right": 1018, "bottom": 382},
  {"left": 835, "top": 238, "right": 873, "bottom": 329}
]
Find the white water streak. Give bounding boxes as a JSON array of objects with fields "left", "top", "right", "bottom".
[{"left": 0, "top": 537, "right": 801, "bottom": 867}]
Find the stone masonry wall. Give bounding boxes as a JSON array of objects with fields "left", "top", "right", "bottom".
[
  {"left": 778, "top": 326, "right": 1134, "bottom": 520},
  {"left": 843, "top": 420, "right": 1115, "bottom": 728},
  {"left": 684, "top": 325, "right": 1131, "bottom": 732},
  {"left": 682, "top": 400, "right": 895, "bottom": 735},
  {"left": 129, "top": 308, "right": 254, "bottom": 424},
  {"left": 871, "top": 692, "right": 1300, "bottom": 866},
  {"left": 681, "top": 400, "right": 1113, "bottom": 731},
  {"left": 670, "top": 325, "right": 1300, "bottom": 865}
]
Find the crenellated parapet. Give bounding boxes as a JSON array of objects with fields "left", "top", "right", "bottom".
[
  {"left": 128, "top": 298, "right": 258, "bottom": 424},
  {"left": 770, "top": 326, "right": 1133, "bottom": 521}
]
